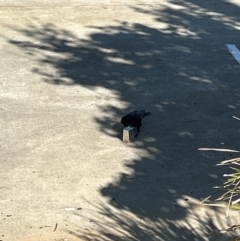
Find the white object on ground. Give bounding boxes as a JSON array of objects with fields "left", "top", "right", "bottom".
[
  {"left": 123, "top": 126, "right": 135, "bottom": 143},
  {"left": 64, "top": 207, "right": 76, "bottom": 211}
]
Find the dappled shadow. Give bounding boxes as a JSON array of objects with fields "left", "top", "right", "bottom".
[
  {"left": 7, "top": 0, "right": 240, "bottom": 240},
  {"left": 64, "top": 199, "right": 240, "bottom": 241}
]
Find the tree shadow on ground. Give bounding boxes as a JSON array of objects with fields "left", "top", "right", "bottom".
[
  {"left": 65, "top": 199, "right": 240, "bottom": 241},
  {"left": 7, "top": 0, "right": 240, "bottom": 240}
]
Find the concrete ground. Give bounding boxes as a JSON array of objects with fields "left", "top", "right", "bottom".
[{"left": 1, "top": 0, "right": 240, "bottom": 240}]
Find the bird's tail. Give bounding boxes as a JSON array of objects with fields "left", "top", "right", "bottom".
[
  {"left": 136, "top": 110, "right": 151, "bottom": 119},
  {"left": 143, "top": 111, "right": 151, "bottom": 118}
]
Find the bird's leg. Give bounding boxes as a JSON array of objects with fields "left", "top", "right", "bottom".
[{"left": 134, "top": 127, "right": 140, "bottom": 137}]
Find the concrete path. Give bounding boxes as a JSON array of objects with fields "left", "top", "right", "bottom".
[{"left": 1, "top": 1, "right": 240, "bottom": 240}]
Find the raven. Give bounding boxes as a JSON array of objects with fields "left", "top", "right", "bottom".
[{"left": 121, "top": 110, "right": 151, "bottom": 136}]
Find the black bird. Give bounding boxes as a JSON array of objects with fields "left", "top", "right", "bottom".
[{"left": 121, "top": 110, "right": 151, "bottom": 136}]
